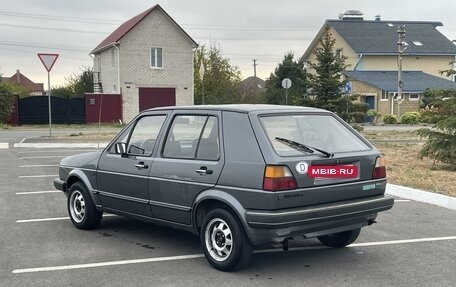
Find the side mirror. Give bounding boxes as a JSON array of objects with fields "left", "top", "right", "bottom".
[{"left": 115, "top": 142, "right": 127, "bottom": 155}]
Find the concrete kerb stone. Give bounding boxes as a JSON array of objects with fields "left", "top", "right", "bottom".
[
  {"left": 14, "top": 138, "right": 108, "bottom": 149},
  {"left": 387, "top": 184, "right": 456, "bottom": 211},
  {"left": 14, "top": 142, "right": 109, "bottom": 148}
]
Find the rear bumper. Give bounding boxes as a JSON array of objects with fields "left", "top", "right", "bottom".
[{"left": 244, "top": 195, "right": 394, "bottom": 245}]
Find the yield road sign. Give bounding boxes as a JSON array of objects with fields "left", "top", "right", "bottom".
[{"left": 37, "top": 53, "right": 59, "bottom": 72}]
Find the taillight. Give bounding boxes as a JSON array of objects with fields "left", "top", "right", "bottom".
[
  {"left": 263, "top": 165, "right": 297, "bottom": 191},
  {"left": 372, "top": 157, "right": 386, "bottom": 179}
]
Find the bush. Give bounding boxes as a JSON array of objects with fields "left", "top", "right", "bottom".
[
  {"left": 351, "top": 124, "right": 364, "bottom": 132},
  {"left": 366, "top": 109, "right": 382, "bottom": 123},
  {"left": 0, "top": 83, "right": 16, "bottom": 123},
  {"left": 400, "top": 112, "right": 421, "bottom": 124},
  {"left": 416, "top": 93, "right": 456, "bottom": 166},
  {"left": 383, "top": 115, "right": 397, "bottom": 124},
  {"left": 419, "top": 108, "right": 438, "bottom": 124}
]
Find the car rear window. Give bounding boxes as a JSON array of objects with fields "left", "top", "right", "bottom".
[{"left": 260, "top": 114, "right": 370, "bottom": 156}]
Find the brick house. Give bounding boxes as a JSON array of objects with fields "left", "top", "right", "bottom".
[
  {"left": 90, "top": 5, "right": 198, "bottom": 122},
  {"left": 302, "top": 11, "right": 456, "bottom": 117},
  {"left": 1, "top": 70, "right": 44, "bottom": 96}
]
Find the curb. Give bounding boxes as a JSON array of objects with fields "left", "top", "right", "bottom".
[
  {"left": 386, "top": 184, "right": 456, "bottom": 211},
  {"left": 14, "top": 142, "right": 108, "bottom": 149}
]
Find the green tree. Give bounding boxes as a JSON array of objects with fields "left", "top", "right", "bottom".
[
  {"left": 416, "top": 90, "right": 456, "bottom": 166},
  {"left": 306, "top": 28, "right": 355, "bottom": 120},
  {"left": 52, "top": 66, "right": 93, "bottom": 99},
  {"left": 265, "top": 52, "right": 307, "bottom": 105},
  {"left": 0, "top": 81, "right": 27, "bottom": 123},
  {"left": 194, "top": 44, "right": 242, "bottom": 104}
]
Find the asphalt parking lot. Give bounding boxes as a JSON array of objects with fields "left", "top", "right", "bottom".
[{"left": 1, "top": 144, "right": 456, "bottom": 287}]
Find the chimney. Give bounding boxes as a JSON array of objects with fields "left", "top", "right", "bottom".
[
  {"left": 375, "top": 15, "right": 381, "bottom": 21},
  {"left": 16, "top": 70, "right": 20, "bottom": 84},
  {"left": 339, "top": 10, "right": 364, "bottom": 21}
]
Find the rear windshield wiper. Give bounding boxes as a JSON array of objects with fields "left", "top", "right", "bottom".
[{"left": 275, "top": 137, "right": 333, "bottom": 158}]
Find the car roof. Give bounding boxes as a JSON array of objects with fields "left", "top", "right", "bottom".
[{"left": 145, "top": 104, "right": 326, "bottom": 114}]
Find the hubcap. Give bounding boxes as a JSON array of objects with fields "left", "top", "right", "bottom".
[
  {"left": 69, "top": 190, "right": 85, "bottom": 223},
  {"left": 205, "top": 218, "right": 233, "bottom": 262}
]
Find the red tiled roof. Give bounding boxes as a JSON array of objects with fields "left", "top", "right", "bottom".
[
  {"left": 5, "top": 71, "right": 44, "bottom": 93},
  {"left": 91, "top": 4, "right": 197, "bottom": 54}
]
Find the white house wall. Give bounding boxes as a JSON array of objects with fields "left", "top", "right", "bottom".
[
  {"left": 93, "top": 47, "right": 120, "bottom": 94},
  {"left": 119, "top": 8, "right": 194, "bottom": 122}
]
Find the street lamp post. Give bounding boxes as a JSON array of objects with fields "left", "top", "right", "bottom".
[
  {"left": 199, "top": 60, "right": 205, "bottom": 105},
  {"left": 396, "top": 25, "right": 407, "bottom": 118}
]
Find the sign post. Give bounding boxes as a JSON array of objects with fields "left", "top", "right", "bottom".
[
  {"left": 37, "top": 53, "right": 59, "bottom": 137},
  {"left": 282, "top": 78, "right": 292, "bottom": 105}
]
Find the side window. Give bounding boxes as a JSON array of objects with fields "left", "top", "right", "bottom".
[
  {"left": 163, "top": 115, "right": 220, "bottom": 160},
  {"left": 126, "top": 115, "right": 166, "bottom": 156},
  {"left": 197, "top": 116, "right": 220, "bottom": 160}
]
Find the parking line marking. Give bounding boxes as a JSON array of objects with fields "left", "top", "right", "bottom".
[
  {"left": 0, "top": 142, "right": 9, "bottom": 149},
  {"left": 19, "top": 175, "right": 58, "bottom": 178},
  {"left": 349, "top": 236, "right": 456, "bottom": 247},
  {"left": 16, "top": 214, "right": 117, "bottom": 223},
  {"left": 11, "top": 235, "right": 456, "bottom": 274},
  {"left": 16, "top": 190, "right": 60, "bottom": 195},
  {"left": 17, "top": 150, "right": 96, "bottom": 154},
  {"left": 394, "top": 199, "right": 411, "bottom": 202},
  {"left": 19, "top": 165, "right": 58, "bottom": 168},
  {"left": 20, "top": 156, "right": 68, "bottom": 159},
  {"left": 12, "top": 254, "right": 205, "bottom": 274}
]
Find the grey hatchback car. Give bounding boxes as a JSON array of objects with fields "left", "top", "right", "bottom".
[{"left": 54, "top": 104, "right": 393, "bottom": 271}]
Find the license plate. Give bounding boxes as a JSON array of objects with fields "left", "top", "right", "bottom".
[{"left": 307, "top": 165, "right": 358, "bottom": 178}]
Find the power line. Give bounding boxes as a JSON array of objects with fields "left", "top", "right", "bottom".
[
  {"left": 0, "top": 11, "right": 121, "bottom": 25},
  {"left": 0, "top": 23, "right": 110, "bottom": 35},
  {"left": 0, "top": 41, "right": 91, "bottom": 53},
  {"left": 0, "top": 10, "right": 320, "bottom": 32}
]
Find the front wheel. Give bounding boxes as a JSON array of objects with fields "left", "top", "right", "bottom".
[
  {"left": 200, "top": 209, "right": 252, "bottom": 271},
  {"left": 317, "top": 228, "right": 361, "bottom": 248},
  {"left": 68, "top": 182, "right": 102, "bottom": 230}
]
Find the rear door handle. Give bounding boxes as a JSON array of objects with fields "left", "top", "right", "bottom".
[
  {"left": 134, "top": 162, "right": 149, "bottom": 170},
  {"left": 195, "top": 166, "right": 213, "bottom": 175}
]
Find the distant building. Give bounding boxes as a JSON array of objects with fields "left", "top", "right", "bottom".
[
  {"left": 90, "top": 4, "right": 198, "bottom": 122},
  {"left": 302, "top": 11, "right": 456, "bottom": 117},
  {"left": 1, "top": 70, "right": 44, "bottom": 96},
  {"left": 240, "top": 76, "right": 266, "bottom": 95}
]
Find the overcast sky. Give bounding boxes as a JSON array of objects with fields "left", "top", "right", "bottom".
[{"left": 1, "top": 0, "right": 456, "bottom": 87}]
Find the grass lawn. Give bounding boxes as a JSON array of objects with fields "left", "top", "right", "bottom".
[{"left": 361, "top": 130, "right": 455, "bottom": 197}]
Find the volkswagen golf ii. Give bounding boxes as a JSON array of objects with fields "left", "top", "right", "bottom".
[{"left": 54, "top": 105, "right": 393, "bottom": 271}]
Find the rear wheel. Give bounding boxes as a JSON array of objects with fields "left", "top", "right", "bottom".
[
  {"left": 68, "top": 182, "right": 102, "bottom": 230},
  {"left": 200, "top": 208, "right": 253, "bottom": 271},
  {"left": 317, "top": 228, "right": 361, "bottom": 248}
]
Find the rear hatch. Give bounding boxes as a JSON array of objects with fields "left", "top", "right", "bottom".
[{"left": 250, "top": 111, "right": 386, "bottom": 209}]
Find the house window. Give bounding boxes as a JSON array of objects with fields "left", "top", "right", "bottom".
[
  {"left": 388, "top": 92, "right": 396, "bottom": 100},
  {"left": 150, "top": 47, "right": 163, "bottom": 68},
  {"left": 409, "top": 94, "right": 419, "bottom": 101},
  {"left": 381, "top": 93, "right": 388, "bottom": 101},
  {"left": 335, "top": 48, "right": 343, "bottom": 59}
]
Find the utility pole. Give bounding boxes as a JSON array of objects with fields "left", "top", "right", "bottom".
[
  {"left": 253, "top": 59, "right": 258, "bottom": 78},
  {"left": 396, "top": 25, "right": 407, "bottom": 118}
]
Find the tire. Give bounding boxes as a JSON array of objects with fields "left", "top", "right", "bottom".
[
  {"left": 67, "top": 182, "right": 102, "bottom": 230},
  {"left": 200, "top": 208, "right": 253, "bottom": 271},
  {"left": 317, "top": 228, "right": 361, "bottom": 248}
]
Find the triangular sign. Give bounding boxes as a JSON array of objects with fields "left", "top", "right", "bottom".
[{"left": 38, "top": 53, "right": 59, "bottom": 72}]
